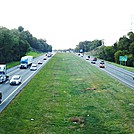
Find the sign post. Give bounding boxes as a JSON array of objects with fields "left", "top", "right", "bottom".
[{"left": 119, "top": 56, "right": 127, "bottom": 66}]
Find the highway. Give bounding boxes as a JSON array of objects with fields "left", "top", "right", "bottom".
[
  {"left": 0, "top": 52, "right": 133, "bottom": 112},
  {"left": 0, "top": 54, "right": 53, "bottom": 112},
  {"left": 80, "top": 54, "right": 134, "bottom": 90}
]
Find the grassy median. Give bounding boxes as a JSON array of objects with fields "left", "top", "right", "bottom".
[{"left": 0, "top": 53, "right": 134, "bottom": 134}]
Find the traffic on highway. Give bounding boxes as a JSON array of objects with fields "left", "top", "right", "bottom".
[
  {"left": 0, "top": 52, "right": 134, "bottom": 112},
  {"left": 76, "top": 53, "right": 134, "bottom": 90},
  {"left": 0, "top": 53, "right": 54, "bottom": 112}
]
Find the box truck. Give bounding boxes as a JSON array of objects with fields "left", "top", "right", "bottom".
[
  {"left": 0, "top": 65, "right": 9, "bottom": 83},
  {"left": 20, "top": 56, "right": 33, "bottom": 69}
]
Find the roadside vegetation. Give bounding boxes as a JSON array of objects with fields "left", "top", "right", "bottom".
[
  {"left": 6, "top": 51, "right": 44, "bottom": 69},
  {"left": 0, "top": 26, "right": 52, "bottom": 64},
  {"left": 107, "top": 61, "right": 134, "bottom": 73},
  {"left": 85, "top": 51, "right": 134, "bottom": 73},
  {"left": 75, "top": 31, "right": 134, "bottom": 67},
  {"left": 0, "top": 53, "right": 134, "bottom": 134}
]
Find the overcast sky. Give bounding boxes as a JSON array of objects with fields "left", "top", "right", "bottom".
[{"left": 0, "top": 0, "right": 134, "bottom": 49}]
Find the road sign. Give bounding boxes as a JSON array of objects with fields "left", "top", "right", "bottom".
[
  {"left": 80, "top": 49, "right": 83, "bottom": 53},
  {"left": 119, "top": 56, "right": 127, "bottom": 61}
]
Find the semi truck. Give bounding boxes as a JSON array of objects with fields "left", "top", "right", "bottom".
[
  {"left": 20, "top": 56, "right": 33, "bottom": 69},
  {"left": 0, "top": 65, "right": 9, "bottom": 83}
]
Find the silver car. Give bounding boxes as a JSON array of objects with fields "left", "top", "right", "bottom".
[{"left": 30, "top": 64, "right": 37, "bottom": 71}]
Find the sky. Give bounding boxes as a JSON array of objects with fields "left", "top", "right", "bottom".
[{"left": 0, "top": 0, "right": 134, "bottom": 49}]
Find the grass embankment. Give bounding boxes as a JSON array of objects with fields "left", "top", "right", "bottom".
[
  {"left": 6, "top": 51, "right": 44, "bottom": 69},
  {"left": 85, "top": 52, "right": 134, "bottom": 72},
  {"left": 0, "top": 53, "right": 134, "bottom": 134},
  {"left": 107, "top": 62, "right": 134, "bottom": 73}
]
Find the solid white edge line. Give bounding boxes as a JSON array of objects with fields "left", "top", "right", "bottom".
[
  {"left": 0, "top": 61, "right": 45, "bottom": 105},
  {"left": 103, "top": 68, "right": 134, "bottom": 89}
]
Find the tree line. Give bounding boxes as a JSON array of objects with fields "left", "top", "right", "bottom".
[
  {"left": 75, "top": 40, "right": 102, "bottom": 52},
  {"left": 97, "top": 31, "right": 134, "bottom": 66},
  {"left": 0, "top": 26, "right": 52, "bottom": 63},
  {"left": 75, "top": 31, "right": 134, "bottom": 67}
]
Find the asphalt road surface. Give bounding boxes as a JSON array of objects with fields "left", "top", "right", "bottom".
[
  {"left": 0, "top": 54, "right": 53, "bottom": 112},
  {"left": 81, "top": 54, "right": 134, "bottom": 90}
]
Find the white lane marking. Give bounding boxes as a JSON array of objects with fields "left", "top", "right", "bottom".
[
  {"left": 0, "top": 62, "right": 45, "bottom": 105},
  {"left": 103, "top": 69, "right": 134, "bottom": 89},
  {"left": 0, "top": 72, "right": 34, "bottom": 105}
]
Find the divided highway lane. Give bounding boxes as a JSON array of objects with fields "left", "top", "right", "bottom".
[
  {"left": 79, "top": 54, "right": 134, "bottom": 90},
  {"left": 102, "top": 63, "right": 134, "bottom": 89},
  {"left": 0, "top": 54, "right": 53, "bottom": 112}
]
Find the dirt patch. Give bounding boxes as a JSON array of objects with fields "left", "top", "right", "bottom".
[
  {"left": 85, "top": 88, "right": 96, "bottom": 90},
  {"left": 68, "top": 116, "right": 85, "bottom": 129},
  {"left": 80, "top": 87, "right": 96, "bottom": 92}
]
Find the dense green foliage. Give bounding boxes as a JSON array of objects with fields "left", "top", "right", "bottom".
[
  {"left": 0, "top": 26, "right": 52, "bottom": 64},
  {"left": 0, "top": 53, "right": 133, "bottom": 133},
  {"left": 97, "top": 31, "right": 134, "bottom": 66},
  {"left": 75, "top": 40, "right": 102, "bottom": 53},
  {"left": 75, "top": 31, "right": 134, "bottom": 67}
]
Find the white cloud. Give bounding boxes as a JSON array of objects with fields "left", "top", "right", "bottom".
[{"left": 0, "top": 0, "right": 134, "bottom": 49}]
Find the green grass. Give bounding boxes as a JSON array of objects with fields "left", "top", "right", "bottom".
[
  {"left": 85, "top": 52, "right": 134, "bottom": 72},
  {"left": 6, "top": 51, "right": 45, "bottom": 69},
  {"left": 0, "top": 53, "right": 134, "bottom": 134},
  {"left": 26, "top": 51, "right": 44, "bottom": 58},
  {"left": 107, "top": 61, "right": 134, "bottom": 73},
  {"left": 6, "top": 61, "right": 20, "bottom": 69}
]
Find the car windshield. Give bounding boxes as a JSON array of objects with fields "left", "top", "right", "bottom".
[
  {"left": 13, "top": 77, "right": 19, "bottom": 80},
  {"left": 32, "top": 65, "right": 36, "bottom": 67}
]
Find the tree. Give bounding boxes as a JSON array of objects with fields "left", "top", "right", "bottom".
[
  {"left": 127, "top": 31, "right": 134, "bottom": 42},
  {"left": 18, "top": 26, "right": 24, "bottom": 32},
  {"left": 129, "top": 42, "right": 134, "bottom": 56},
  {"left": 117, "top": 36, "right": 130, "bottom": 51},
  {"left": 104, "top": 46, "right": 115, "bottom": 62},
  {"left": 114, "top": 50, "right": 123, "bottom": 64}
]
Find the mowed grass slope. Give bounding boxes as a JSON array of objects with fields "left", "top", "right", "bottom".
[{"left": 0, "top": 53, "right": 134, "bottom": 134}]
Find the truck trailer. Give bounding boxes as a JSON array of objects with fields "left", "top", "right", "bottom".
[
  {"left": 0, "top": 65, "right": 9, "bottom": 83},
  {"left": 20, "top": 56, "right": 33, "bottom": 69}
]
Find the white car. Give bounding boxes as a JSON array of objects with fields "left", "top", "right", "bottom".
[
  {"left": 43, "top": 56, "right": 47, "bottom": 60},
  {"left": 10, "top": 75, "right": 22, "bottom": 85},
  {"left": 38, "top": 60, "right": 43, "bottom": 64},
  {"left": 86, "top": 56, "right": 90, "bottom": 60},
  {"left": 30, "top": 64, "right": 37, "bottom": 71}
]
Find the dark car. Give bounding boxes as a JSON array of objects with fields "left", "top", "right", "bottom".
[
  {"left": 100, "top": 60, "right": 104, "bottom": 64},
  {"left": 91, "top": 60, "right": 96, "bottom": 64},
  {"left": 93, "top": 57, "right": 97, "bottom": 61}
]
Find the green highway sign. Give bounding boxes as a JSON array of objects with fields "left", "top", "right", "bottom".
[{"left": 119, "top": 56, "right": 127, "bottom": 61}]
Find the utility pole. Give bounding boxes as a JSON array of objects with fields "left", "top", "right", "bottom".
[{"left": 130, "top": 15, "right": 134, "bottom": 31}]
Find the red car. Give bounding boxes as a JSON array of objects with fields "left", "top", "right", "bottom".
[{"left": 99, "top": 63, "right": 105, "bottom": 68}]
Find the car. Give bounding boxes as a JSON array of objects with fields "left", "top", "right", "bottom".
[
  {"left": 10, "top": 75, "right": 22, "bottom": 85},
  {"left": 99, "top": 63, "right": 105, "bottom": 68},
  {"left": 86, "top": 56, "right": 90, "bottom": 60},
  {"left": 100, "top": 60, "right": 104, "bottom": 64},
  {"left": 43, "top": 56, "right": 47, "bottom": 60},
  {"left": 88, "top": 55, "right": 90, "bottom": 58},
  {"left": 30, "top": 64, "right": 37, "bottom": 71},
  {"left": 38, "top": 60, "right": 43, "bottom": 64},
  {"left": 91, "top": 60, "right": 96, "bottom": 64},
  {"left": 93, "top": 57, "right": 97, "bottom": 61}
]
